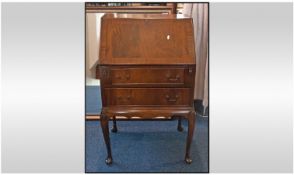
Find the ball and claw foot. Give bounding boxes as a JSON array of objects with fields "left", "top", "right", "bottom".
[
  {"left": 185, "top": 157, "right": 192, "bottom": 164},
  {"left": 177, "top": 126, "right": 184, "bottom": 132},
  {"left": 111, "top": 127, "right": 117, "bottom": 133},
  {"left": 105, "top": 157, "right": 113, "bottom": 165}
]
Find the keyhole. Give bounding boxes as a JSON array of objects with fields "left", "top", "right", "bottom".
[{"left": 167, "top": 35, "right": 170, "bottom": 40}]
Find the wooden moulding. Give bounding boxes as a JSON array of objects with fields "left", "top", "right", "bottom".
[{"left": 86, "top": 115, "right": 178, "bottom": 120}]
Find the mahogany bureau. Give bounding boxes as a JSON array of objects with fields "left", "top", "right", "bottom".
[{"left": 96, "top": 13, "right": 196, "bottom": 165}]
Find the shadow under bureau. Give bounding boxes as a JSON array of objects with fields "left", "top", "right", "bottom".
[{"left": 96, "top": 13, "right": 196, "bottom": 165}]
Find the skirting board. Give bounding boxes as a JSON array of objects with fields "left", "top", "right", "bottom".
[
  {"left": 86, "top": 115, "right": 100, "bottom": 120},
  {"left": 194, "top": 99, "right": 208, "bottom": 117}
]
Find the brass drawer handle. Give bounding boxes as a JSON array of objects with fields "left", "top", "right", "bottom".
[
  {"left": 165, "top": 95, "right": 179, "bottom": 102},
  {"left": 115, "top": 73, "right": 130, "bottom": 80},
  {"left": 168, "top": 77, "right": 179, "bottom": 81},
  {"left": 117, "top": 96, "right": 131, "bottom": 101},
  {"left": 166, "top": 74, "right": 180, "bottom": 81},
  {"left": 167, "top": 99, "right": 177, "bottom": 102},
  {"left": 125, "top": 74, "right": 130, "bottom": 80}
]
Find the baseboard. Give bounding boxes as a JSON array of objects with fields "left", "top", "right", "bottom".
[
  {"left": 86, "top": 115, "right": 100, "bottom": 120},
  {"left": 194, "top": 99, "right": 209, "bottom": 117}
]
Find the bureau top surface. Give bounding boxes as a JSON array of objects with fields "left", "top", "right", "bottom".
[
  {"left": 99, "top": 13, "right": 196, "bottom": 65},
  {"left": 102, "top": 13, "right": 191, "bottom": 20}
]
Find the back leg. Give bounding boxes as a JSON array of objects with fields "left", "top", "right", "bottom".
[
  {"left": 177, "top": 118, "right": 184, "bottom": 132},
  {"left": 111, "top": 115, "right": 118, "bottom": 133}
]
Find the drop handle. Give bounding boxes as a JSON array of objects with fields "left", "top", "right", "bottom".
[
  {"left": 125, "top": 74, "right": 130, "bottom": 80},
  {"left": 167, "top": 75, "right": 180, "bottom": 81},
  {"left": 117, "top": 95, "right": 131, "bottom": 101},
  {"left": 165, "top": 95, "right": 179, "bottom": 102},
  {"left": 115, "top": 73, "right": 130, "bottom": 80}
]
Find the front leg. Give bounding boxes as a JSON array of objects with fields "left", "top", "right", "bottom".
[
  {"left": 100, "top": 114, "right": 113, "bottom": 165},
  {"left": 185, "top": 111, "right": 196, "bottom": 164}
]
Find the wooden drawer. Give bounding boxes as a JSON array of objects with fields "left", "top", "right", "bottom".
[
  {"left": 104, "top": 88, "right": 192, "bottom": 106},
  {"left": 99, "top": 66, "right": 195, "bottom": 87}
]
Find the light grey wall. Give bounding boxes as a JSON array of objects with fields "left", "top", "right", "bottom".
[
  {"left": 2, "top": 3, "right": 85, "bottom": 173},
  {"left": 210, "top": 3, "right": 293, "bottom": 173}
]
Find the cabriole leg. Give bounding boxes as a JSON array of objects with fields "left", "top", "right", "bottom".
[
  {"left": 100, "top": 114, "right": 113, "bottom": 165},
  {"left": 185, "top": 112, "right": 196, "bottom": 164}
]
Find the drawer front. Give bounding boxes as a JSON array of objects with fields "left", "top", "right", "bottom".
[
  {"left": 99, "top": 66, "right": 195, "bottom": 87},
  {"left": 111, "top": 68, "right": 184, "bottom": 85},
  {"left": 104, "top": 88, "right": 191, "bottom": 106}
]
